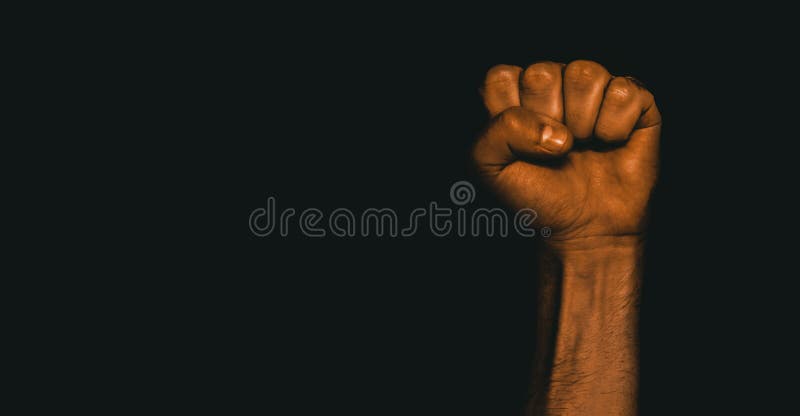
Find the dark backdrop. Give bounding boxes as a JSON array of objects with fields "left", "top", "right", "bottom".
[{"left": 149, "top": 13, "right": 760, "bottom": 415}]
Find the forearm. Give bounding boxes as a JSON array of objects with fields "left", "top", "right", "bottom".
[{"left": 528, "top": 236, "right": 644, "bottom": 416}]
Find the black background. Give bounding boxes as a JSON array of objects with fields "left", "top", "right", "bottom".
[{"left": 140, "top": 11, "right": 771, "bottom": 415}]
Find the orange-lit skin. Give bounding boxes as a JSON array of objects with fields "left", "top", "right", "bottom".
[{"left": 473, "top": 60, "right": 661, "bottom": 416}]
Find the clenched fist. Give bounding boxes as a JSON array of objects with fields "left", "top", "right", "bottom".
[{"left": 473, "top": 60, "right": 661, "bottom": 240}]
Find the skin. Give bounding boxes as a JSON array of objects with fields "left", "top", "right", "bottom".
[{"left": 473, "top": 60, "right": 661, "bottom": 415}]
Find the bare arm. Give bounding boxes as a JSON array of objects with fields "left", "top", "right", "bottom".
[
  {"left": 472, "top": 59, "right": 661, "bottom": 415},
  {"left": 527, "top": 236, "right": 642, "bottom": 416}
]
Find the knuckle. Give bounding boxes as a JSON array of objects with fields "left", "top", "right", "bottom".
[
  {"left": 565, "top": 60, "right": 609, "bottom": 85},
  {"left": 485, "top": 64, "right": 521, "bottom": 84},
  {"left": 605, "top": 79, "right": 637, "bottom": 104},
  {"left": 607, "top": 86, "right": 631, "bottom": 99},
  {"left": 523, "top": 62, "right": 560, "bottom": 88}
]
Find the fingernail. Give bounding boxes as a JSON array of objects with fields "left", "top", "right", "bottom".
[{"left": 541, "top": 125, "right": 565, "bottom": 152}]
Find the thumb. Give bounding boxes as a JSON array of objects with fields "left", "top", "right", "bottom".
[{"left": 472, "top": 107, "right": 573, "bottom": 173}]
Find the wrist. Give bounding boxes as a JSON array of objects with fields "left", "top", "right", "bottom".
[
  {"left": 541, "top": 234, "right": 644, "bottom": 313},
  {"left": 533, "top": 235, "right": 644, "bottom": 415}
]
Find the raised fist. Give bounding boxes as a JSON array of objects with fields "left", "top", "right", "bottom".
[{"left": 473, "top": 60, "right": 661, "bottom": 240}]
